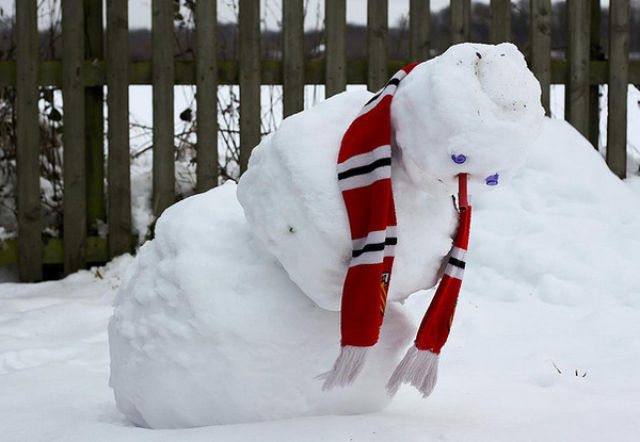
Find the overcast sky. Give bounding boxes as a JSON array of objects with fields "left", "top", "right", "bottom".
[{"left": 0, "top": 0, "right": 453, "bottom": 30}]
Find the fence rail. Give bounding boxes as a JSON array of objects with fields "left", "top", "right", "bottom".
[
  {"left": 3, "top": 0, "right": 635, "bottom": 281},
  {"left": 1, "top": 59, "right": 638, "bottom": 87}
]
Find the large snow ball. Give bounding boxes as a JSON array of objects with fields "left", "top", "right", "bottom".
[
  {"left": 237, "top": 43, "right": 544, "bottom": 311},
  {"left": 108, "top": 183, "right": 414, "bottom": 428}
]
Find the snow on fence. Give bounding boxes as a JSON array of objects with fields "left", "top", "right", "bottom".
[{"left": 2, "top": 0, "right": 636, "bottom": 282}]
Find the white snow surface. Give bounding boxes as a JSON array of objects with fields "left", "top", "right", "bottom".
[
  {"left": 238, "top": 43, "right": 544, "bottom": 310},
  {"left": 2, "top": 44, "right": 640, "bottom": 439},
  {"left": 2, "top": 116, "right": 640, "bottom": 440}
]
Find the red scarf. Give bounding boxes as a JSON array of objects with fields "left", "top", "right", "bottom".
[{"left": 321, "top": 64, "right": 472, "bottom": 398}]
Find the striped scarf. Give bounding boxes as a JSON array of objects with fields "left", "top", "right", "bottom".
[{"left": 321, "top": 63, "right": 472, "bottom": 398}]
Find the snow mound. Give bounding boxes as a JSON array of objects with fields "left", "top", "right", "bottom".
[
  {"left": 108, "top": 182, "right": 413, "bottom": 428},
  {"left": 467, "top": 117, "right": 640, "bottom": 308},
  {"left": 237, "top": 43, "right": 544, "bottom": 310}
]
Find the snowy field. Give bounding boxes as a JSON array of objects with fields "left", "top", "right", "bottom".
[{"left": 2, "top": 76, "right": 640, "bottom": 440}]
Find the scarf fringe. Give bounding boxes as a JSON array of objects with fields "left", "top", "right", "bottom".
[
  {"left": 386, "top": 345, "right": 439, "bottom": 397},
  {"left": 318, "top": 345, "right": 369, "bottom": 391}
]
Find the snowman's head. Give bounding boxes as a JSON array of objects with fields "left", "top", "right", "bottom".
[{"left": 391, "top": 43, "right": 545, "bottom": 196}]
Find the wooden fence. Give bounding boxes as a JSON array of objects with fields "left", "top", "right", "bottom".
[{"left": 1, "top": 0, "right": 637, "bottom": 281}]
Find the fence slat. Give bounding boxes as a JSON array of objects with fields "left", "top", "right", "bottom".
[
  {"left": 84, "top": 0, "right": 106, "bottom": 235},
  {"left": 588, "top": 0, "right": 603, "bottom": 149},
  {"left": 283, "top": 0, "right": 304, "bottom": 117},
  {"left": 239, "top": 0, "right": 261, "bottom": 174},
  {"left": 152, "top": 0, "right": 175, "bottom": 216},
  {"left": 62, "top": 0, "right": 86, "bottom": 273},
  {"left": 566, "top": 0, "right": 590, "bottom": 138},
  {"left": 490, "top": 0, "right": 511, "bottom": 43},
  {"left": 16, "top": 0, "right": 41, "bottom": 281},
  {"left": 107, "top": 0, "right": 132, "bottom": 257},
  {"left": 195, "top": 0, "right": 218, "bottom": 192},
  {"left": 409, "top": 0, "right": 430, "bottom": 62},
  {"left": 325, "top": 0, "right": 346, "bottom": 97},
  {"left": 450, "top": 0, "right": 471, "bottom": 45},
  {"left": 607, "top": 0, "right": 630, "bottom": 178},
  {"left": 367, "top": 0, "right": 388, "bottom": 90},
  {"left": 530, "top": 0, "right": 552, "bottom": 115}
]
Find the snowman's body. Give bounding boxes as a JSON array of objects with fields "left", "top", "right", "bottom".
[
  {"left": 109, "top": 43, "right": 545, "bottom": 428},
  {"left": 109, "top": 183, "right": 414, "bottom": 428}
]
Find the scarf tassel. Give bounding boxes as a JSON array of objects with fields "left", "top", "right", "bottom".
[
  {"left": 386, "top": 346, "right": 439, "bottom": 397},
  {"left": 319, "top": 345, "right": 369, "bottom": 391}
]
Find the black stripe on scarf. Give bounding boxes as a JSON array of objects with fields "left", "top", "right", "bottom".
[
  {"left": 448, "top": 257, "right": 466, "bottom": 269},
  {"left": 352, "top": 237, "right": 398, "bottom": 258},
  {"left": 338, "top": 157, "right": 391, "bottom": 180},
  {"left": 365, "top": 78, "right": 402, "bottom": 105}
]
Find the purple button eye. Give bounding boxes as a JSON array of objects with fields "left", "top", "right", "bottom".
[
  {"left": 485, "top": 173, "right": 499, "bottom": 186},
  {"left": 451, "top": 154, "right": 467, "bottom": 164}
]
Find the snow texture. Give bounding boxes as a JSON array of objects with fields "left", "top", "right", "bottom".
[
  {"left": 109, "top": 182, "right": 413, "bottom": 428},
  {"left": 2, "top": 108, "right": 640, "bottom": 440},
  {"left": 3, "top": 43, "right": 640, "bottom": 439},
  {"left": 237, "top": 43, "right": 544, "bottom": 311},
  {"left": 109, "top": 43, "right": 548, "bottom": 427}
]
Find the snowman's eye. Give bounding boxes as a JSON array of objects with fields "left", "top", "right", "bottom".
[
  {"left": 485, "top": 173, "right": 499, "bottom": 186},
  {"left": 451, "top": 154, "right": 467, "bottom": 164}
]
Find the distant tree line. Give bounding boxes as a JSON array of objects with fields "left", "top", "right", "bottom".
[{"left": 1, "top": 1, "right": 639, "bottom": 62}]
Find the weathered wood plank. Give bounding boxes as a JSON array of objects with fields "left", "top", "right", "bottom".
[
  {"left": 325, "top": 0, "right": 346, "bottom": 97},
  {"left": 62, "top": 0, "right": 86, "bottom": 274},
  {"left": 195, "top": 0, "right": 218, "bottom": 192},
  {"left": 283, "top": 0, "right": 304, "bottom": 117},
  {"left": 84, "top": 0, "right": 106, "bottom": 236},
  {"left": 566, "top": 0, "right": 590, "bottom": 138},
  {"left": 530, "top": 0, "right": 552, "bottom": 114},
  {"left": 239, "top": 0, "right": 261, "bottom": 174},
  {"left": 588, "top": 0, "right": 603, "bottom": 149},
  {"left": 107, "top": 0, "right": 132, "bottom": 257},
  {"left": 1, "top": 60, "right": 640, "bottom": 88},
  {"left": 152, "top": 0, "right": 175, "bottom": 216},
  {"left": 490, "top": 0, "right": 511, "bottom": 44},
  {"left": 409, "top": 0, "right": 430, "bottom": 62},
  {"left": 450, "top": 0, "right": 471, "bottom": 45},
  {"left": 0, "top": 237, "right": 112, "bottom": 266},
  {"left": 16, "top": 0, "right": 42, "bottom": 281},
  {"left": 589, "top": 0, "right": 604, "bottom": 150},
  {"left": 607, "top": 0, "right": 630, "bottom": 178},
  {"left": 367, "top": 0, "right": 388, "bottom": 91}
]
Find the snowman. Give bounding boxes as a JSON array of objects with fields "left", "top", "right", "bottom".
[{"left": 108, "top": 43, "right": 544, "bottom": 428}]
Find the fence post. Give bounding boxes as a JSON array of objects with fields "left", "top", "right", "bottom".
[
  {"left": 368, "top": 0, "right": 388, "bottom": 90},
  {"left": 195, "top": 0, "right": 218, "bottom": 192},
  {"left": 409, "top": 0, "right": 430, "bottom": 62},
  {"left": 152, "top": 0, "right": 175, "bottom": 217},
  {"left": 16, "top": 0, "right": 42, "bottom": 281},
  {"left": 62, "top": 0, "right": 86, "bottom": 273},
  {"left": 530, "top": 0, "right": 552, "bottom": 115},
  {"left": 588, "top": 0, "right": 603, "bottom": 149},
  {"left": 490, "top": 0, "right": 511, "bottom": 44},
  {"left": 84, "top": 0, "right": 106, "bottom": 235},
  {"left": 607, "top": 0, "right": 630, "bottom": 178},
  {"left": 451, "top": 0, "right": 471, "bottom": 45},
  {"left": 107, "top": 0, "right": 132, "bottom": 257},
  {"left": 566, "top": 0, "right": 590, "bottom": 139},
  {"left": 283, "top": 0, "right": 304, "bottom": 117},
  {"left": 325, "top": 0, "right": 346, "bottom": 98},
  {"left": 239, "top": 0, "right": 261, "bottom": 174}
]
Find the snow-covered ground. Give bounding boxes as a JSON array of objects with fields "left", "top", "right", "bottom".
[{"left": 2, "top": 80, "right": 640, "bottom": 439}]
